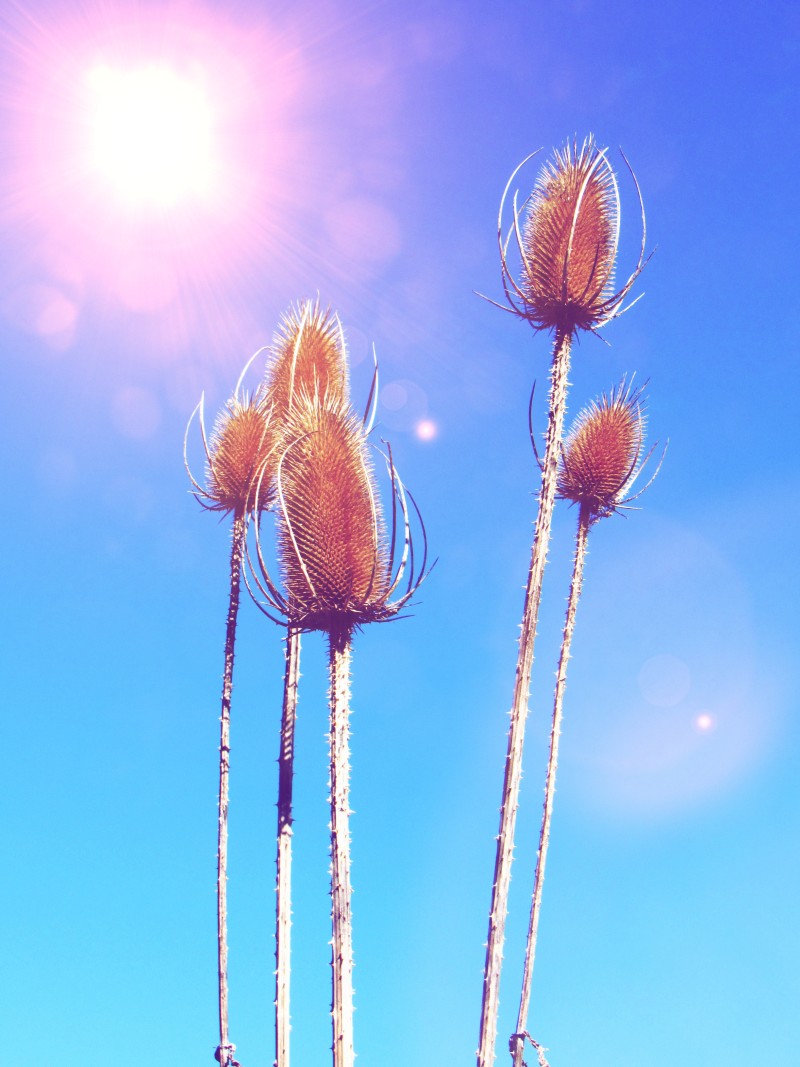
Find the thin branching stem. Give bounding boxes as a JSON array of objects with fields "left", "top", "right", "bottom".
[
  {"left": 511, "top": 504, "right": 591, "bottom": 1067},
  {"left": 477, "top": 327, "right": 572, "bottom": 1067},
  {"left": 275, "top": 625, "right": 301, "bottom": 1067},
  {"left": 217, "top": 509, "right": 247, "bottom": 1067},
  {"left": 328, "top": 626, "right": 355, "bottom": 1067}
]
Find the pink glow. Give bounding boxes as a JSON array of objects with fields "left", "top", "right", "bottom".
[
  {"left": 112, "top": 385, "right": 162, "bottom": 440},
  {"left": 3, "top": 2, "right": 308, "bottom": 339},
  {"left": 416, "top": 419, "right": 438, "bottom": 441}
]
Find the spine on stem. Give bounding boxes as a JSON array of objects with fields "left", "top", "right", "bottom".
[
  {"left": 275, "top": 625, "right": 301, "bottom": 1067},
  {"left": 329, "top": 627, "right": 355, "bottom": 1067},
  {"left": 217, "top": 510, "right": 247, "bottom": 1067},
  {"left": 477, "top": 329, "right": 572, "bottom": 1067},
  {"left": 511, "top": 505, "right": 590, "bottom": 1067}
]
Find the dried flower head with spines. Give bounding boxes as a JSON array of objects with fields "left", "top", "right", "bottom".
[
  {"left": 185, "top": 386, "right": 274, "bottom": 517},
  {"left": 266, "top": 299, "right": 349, "bottom": 424},
  {"left": 207, "top": 394, "right": 274, "bottom": 513},
  {"left": 558, "top": 378, "right": 656, "bottom": 521},
  {"left": 276, "top": 389, "right": 393, "bottom": 632},
  {"left": 497, "top": 135, "right": 648, "bottom": 335}
]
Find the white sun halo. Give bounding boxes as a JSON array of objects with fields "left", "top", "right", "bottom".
[{"left": 86, "top": 64, "right": 216, "bottom": 208}]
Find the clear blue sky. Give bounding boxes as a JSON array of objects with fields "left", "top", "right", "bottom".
[{"left": 2, "top": 1, "right": 798, "bottom": 1064}]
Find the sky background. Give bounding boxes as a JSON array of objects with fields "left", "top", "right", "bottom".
[{"left": 2, "top": 0, "right": 799, "bottom": 1064}]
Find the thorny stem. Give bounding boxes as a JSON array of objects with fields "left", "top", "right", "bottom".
[
  {"left": 510, "top": 1032, "right": 553, "bottom": 1067},
  {"left": 328, "top": 627, "right": 356, "bottom": 1067},
  {"left": 511, "top": 505, "right": 590, "bottom": 1067},
  {"left": 477, "top": 328, "right": 572, "bottom": 1067},
  {"left": 217, "top": 510, "right": 247, "bottom": 1067},
  {"left": 275, "top": 626, "right": 301, "bottom": 1067}
]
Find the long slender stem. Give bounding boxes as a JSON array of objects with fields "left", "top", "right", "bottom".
[
  {"left": 275, "top": 625, "right": 301, "bottom": 1067},
  {"left": 217, "top": 510, "right": 247, "bottom": 1067},
  {"left": 511, "top": 505, "right": 591, "bottom": 1067},
  {"left": 328, "top": 627, "right": 355, "bottom": 1067},
  {"left": 477, "top": 328, "right": 572, "bottom": 1067}
]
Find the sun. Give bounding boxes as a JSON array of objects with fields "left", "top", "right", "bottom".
[{"left": 85, "top": 64, "right": 217, "bottom": 208}]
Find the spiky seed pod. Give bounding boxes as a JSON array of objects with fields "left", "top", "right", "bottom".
[
  {"left": 558, "top": 380, "right": 645, "bottom": 520},
  {"left": 204, "top": 393, "right": 274, "bottom": 515},
  {"left": 266, "top": 299, "right": 349, "bottom": 425},
  {"left": 520, "top": 136, "right": 620, "bottom": 334},
  {"left": 276, "top": 391, "right": 391, "bottom": 633}
]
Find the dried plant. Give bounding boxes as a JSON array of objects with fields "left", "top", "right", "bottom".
[
  {"left": 249, "top": 385, "right": 427, "bottom": 1067},
  {"left": 265, "top": 299, "right": 350, "bottom": 421},
  {"left": 276, "top": 394, "right": 393, "bottom": 632},
  {"left": 250, "top": 299, "right": 352, "bottom": 1067},
  {"left": 510, "top": 380, "right": 663, "bottom": 1067},
  {"left": 477, "top": 136, "right": 648, "bottom": 1067},
  {"left": 185, "top": 369, "right": 275, "bottom": 1067}
]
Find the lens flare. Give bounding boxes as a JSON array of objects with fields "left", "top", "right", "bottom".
[
  {"left": 85, "top": 64, "right": 216, "bottom": 208},
  {"left": 1, "top": 3, "right": 309, "bottom": 359}
]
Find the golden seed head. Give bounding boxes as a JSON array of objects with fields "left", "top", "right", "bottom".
[
  {"left": 276, "top": 390, "right": 392, "bottom": 632},
  {"left": 205, "top": 393, "right": 274, "bottom": 515},
  {"left": 266, "top": 299, "right": 349, "bottom": 427},
  {"left": 558, "top": 381, "right": 645, "bottom": 520},
  {"left": 521, "top": 136, "right": 619, "bottom": 333}
]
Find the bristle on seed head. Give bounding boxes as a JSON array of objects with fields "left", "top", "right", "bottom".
[
  {"left": 558, "top": 378, "right": 653, "bottom": 521},
  {"left": 266, "top": 299, "right": 349, "bottom": 425}
]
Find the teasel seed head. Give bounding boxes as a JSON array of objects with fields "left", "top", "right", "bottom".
[
  {"left": 206, "top": 393, "right": 275, "bottom": 514},
  {"left": 185, "top": 380, "right": 275, "bottom": 518},
  {"left": 275, "top": 390, "right": 394, "bottom": 633},
  {"left": 558, "top": 378, "right": 658, "bottom": 522},
  {"left": 497, "top": 136, "right": 648, "bottom": 335},
  {"left": 266, "top": 299, "right": 349, "bottom": 426}
]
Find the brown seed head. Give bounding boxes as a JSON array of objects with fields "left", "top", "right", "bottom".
[
  {"left": 520, "top": 136, "right": 620, "bottom": 334},
  {"left": 266, "top": 300, "right": 349, "bottom": 427},
  {"left": 205, "top": 393, "right": 274, "bottom": 516},
  {"left": 557, "top": 380, "right": 646, "bottom": 520},
  {"left": 276, "top": 390, "right": 393, "bottom": 632}
]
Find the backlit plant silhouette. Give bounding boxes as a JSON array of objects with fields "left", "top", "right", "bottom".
[
  {"left": 250, "top": 385, "right": 426, "bottom": 1067},
  {"left": 510, "top": 379, "right": 663, "bottom": 1067},
  {"left": 477, "top": 136, "right": 649, "bottom": 1067},
  {"left": 259, "top": 299, "right": 350, "bottom": 1067},
  {"left": 184, "top": 370, "right": 275, "bottom": 1067}
]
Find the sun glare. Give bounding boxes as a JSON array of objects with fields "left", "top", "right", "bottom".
[{"left": 86, "top": 64, "right": 216, "bottom": 208}]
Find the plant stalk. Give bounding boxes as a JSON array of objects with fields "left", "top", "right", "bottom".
[
  {"left": 217, "top": 510, "right": 247, "bottom": 1067},
  {"left": 511, "top": 504, "right": 591, "bottom": 1067},
  {"left": 477, "top": 328, "right": 572, "bottom": 1067},
  {"left": 328, "top": 626, "right": 355, "bottom": 1067},
  {"left": 275, "top": 625, "right": 301, "bottom": 1067}
]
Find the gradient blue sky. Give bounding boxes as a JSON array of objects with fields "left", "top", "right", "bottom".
[{"left": 2, "top": 1, "right": 799, "bottom": 1065}]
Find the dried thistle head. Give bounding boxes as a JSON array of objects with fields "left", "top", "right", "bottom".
[
  {"left": 266, "top": 299, "right": 349, "bottom": 425},
  {"left": 557, "top": 379, "right": 654, "bottom": 521},
  {"left": 186, "top": 389, "right": 275, "bottom": 517},
  {"left": 275, "top": 391, "right": 394, "bottom": 632},
  {"left": 498, "top": 136, "right": 647, "bottom": 335}
]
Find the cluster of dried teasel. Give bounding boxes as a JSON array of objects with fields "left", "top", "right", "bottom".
[
  {"left": 185, "top": 301, "right": 427, "bottom": 1067},
  {"left": 183, "top": 132, "right": 662, "bottom": 1067},
  {"left": 478, "top": 136, "right": 663, "bottom": 1067}
]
